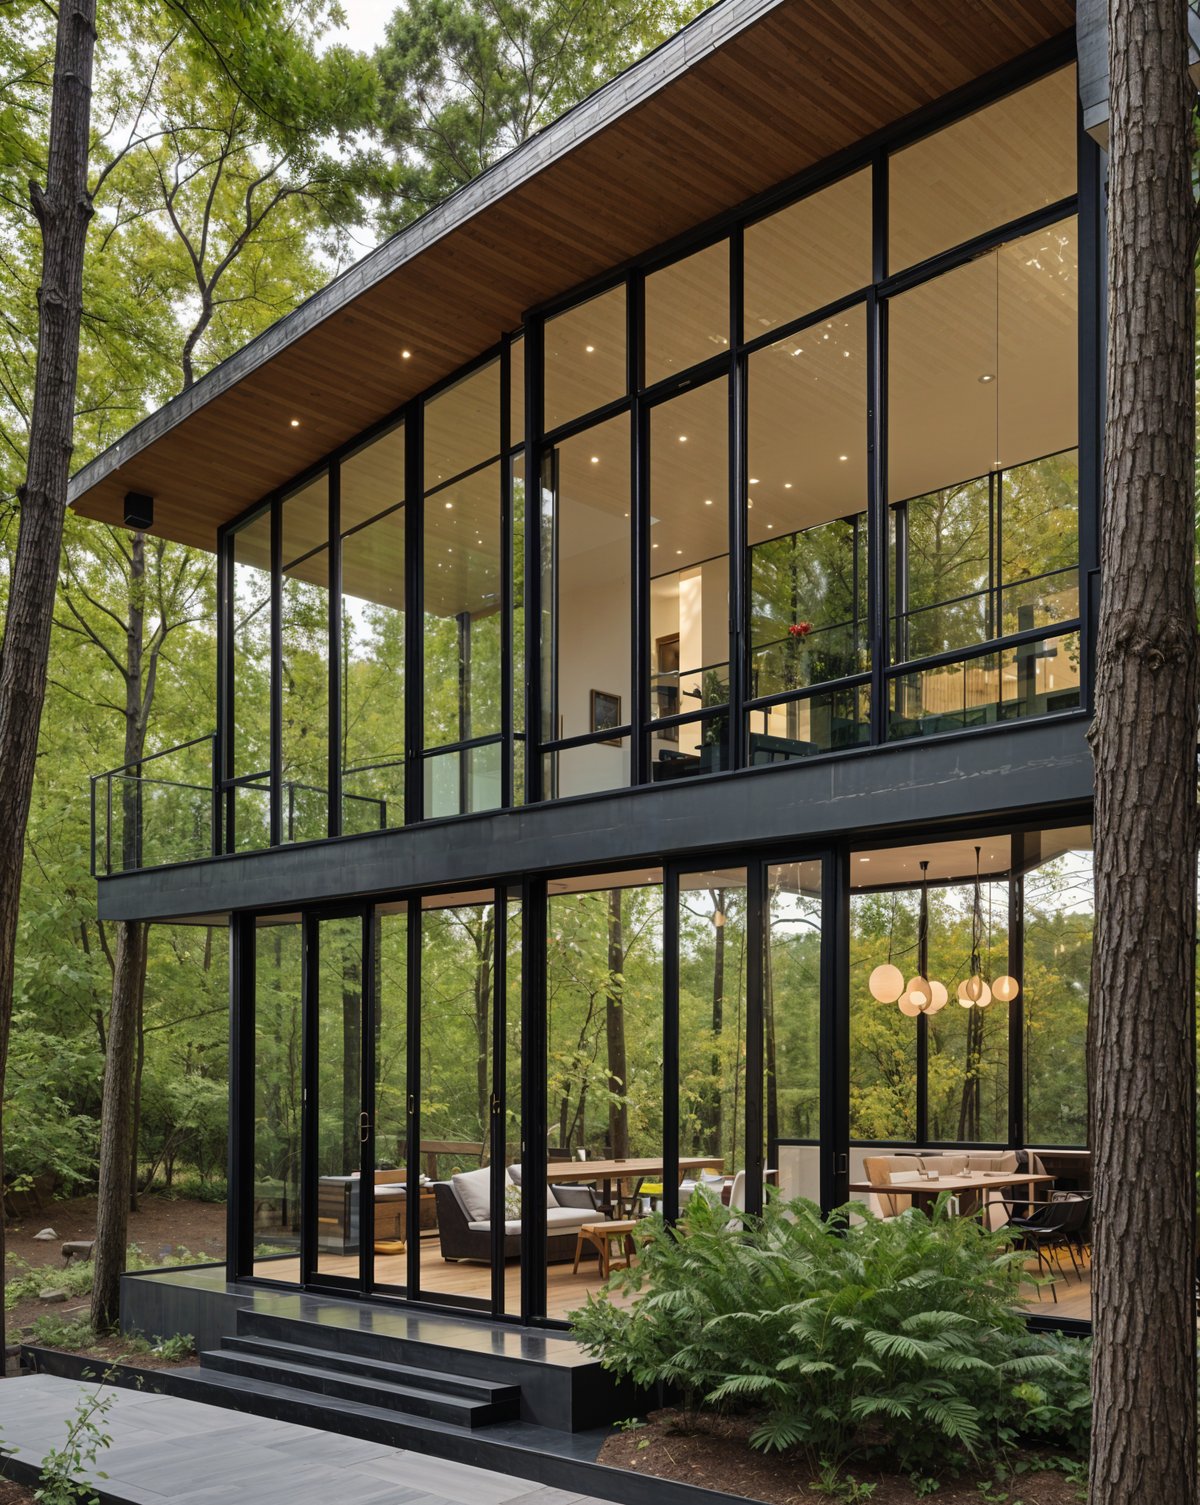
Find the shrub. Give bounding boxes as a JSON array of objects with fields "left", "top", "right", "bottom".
[{"left": 570, "top": 1193, "right": 1089, "bottom": 1474}]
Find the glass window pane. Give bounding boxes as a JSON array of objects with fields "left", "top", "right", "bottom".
[
  {"left": 541, "top": 415, "right": 630, "bottom": 749},
  {"left": 315, "top": 914, "right": 364, "bottom": 1281},
  {"left": 371, "top": 903, "right": 408, "bottom": 1293},
  {"left": 424, "top": 358, "right": 501, "bottom": 489},
  {"left": 766, "top": 861, "right": 823, "bottom": 1202},
  {"left": 342, "top": 423, "right": 405, "bottom": 532},
  {"left": 342, "top": 499, "right": 405, "bottom": 834},
  {"left": 649, "top": 379, "right": 729, "bottom": 778},
  {"left": 888, "top": 218, "right": 1078, "bottom": 507},
  {"left": 423, "top": 741, "right": 502, "bottom": 818},
  {"left": 645, "top": 241, "right": 729, "bottom": 385},
  {"left": 509, "top": 336, "right": 525, "bottom": 449},
  {"left": 544, "top": 285, "right": 626, "bottom": 433},
  {"left": 424, "top": 462, "right": 502, "bottom": 753},
  {"left": 749, "top": 683, "right": 871, "bottom": 759},
  {"left": 889, "top": 68, "right": 1077, "bottom": 272},
  {"left": 281, "top": 473, "right": 329, "bottom": 843},
  {"left": 649, "top": 715, "right": 727, "bottom": 783},
  {"left": 543, "top": 736, "right": 631, "bottom": 800},
  {"left": 746, "top": 306, "right": 868, "bottom": 711},
  {"left": 545, "top": 870, "right": 662, "bottom": 1315},
  {"left": 851, "top": 883, "right": 918, "bottom": 1143},
  {"left": 231, "top": 508, "right": 272, "bottom": 851},
  {"left": 252, "top": 918, "right": 303, "bottom": 1280},
  {"left": 1024, "top": 837, "right": 1092, "bottom": 1147},
  {"left": 679, "top": 870, "right": 748, "bottom": 1183},
  {"left": 418, "top": 891, "right": 495, "bottom": 1308},
  {"left": 743, "top": 169, "right": 872, "bottom": 340},
  {"left": 889, "top": 630, "right": 1081, "bottom": 738},
  {"left": 926, "top": 880, "right": 1010, "bottom": 1143}
]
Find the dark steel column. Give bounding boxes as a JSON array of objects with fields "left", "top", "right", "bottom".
[
  {"left": 520, "top": 879, "right": 548, "bottom": 1320},
  {"left": 663, "top": 868, "right": 680, "bottom": 1223},
  {"left": 328, "top": 462, "right": 343, "bottom": 838},
  {"left": 821, "top": 846, "right": 851, "bottom": 1211},
  {"left": 1008, "top": 831, "right": 1027, "bottom": 1148},
  {"left": 745, "top": 862, "right": 766, "bottom": 1215},
  {"left": 404, "top": 408, "right": 424, "bottom": 826},
  {"left": 269, "top": 498, "right": 283, "bottom": 847}
]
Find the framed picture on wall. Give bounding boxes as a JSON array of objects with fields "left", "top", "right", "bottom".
[{"left": 590, "top": 690, "right": 622, "bottom": 745}]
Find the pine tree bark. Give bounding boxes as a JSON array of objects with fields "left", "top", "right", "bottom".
[
  {"left": 1087, "top": 0, "right": 1199, "bottom": 1497},
  {"left": 91, "top": 916, "right": 147, "bottom": 1331},
  {"left": 0, "top": 0, "right": 95, "bottom": 1367}
]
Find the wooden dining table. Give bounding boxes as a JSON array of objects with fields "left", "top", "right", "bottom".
[
  {"left": 848, "top": 1170, "right": 1056, "bottom": 1216},
  {"left": 546, "top": 1155, "right": 724, "bottom": 1216}
]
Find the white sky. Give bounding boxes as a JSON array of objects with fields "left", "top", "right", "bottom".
[{"left": 329, "top": 0, "right": 396, "bottom": 52}]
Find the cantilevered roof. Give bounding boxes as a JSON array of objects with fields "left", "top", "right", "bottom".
[{"left": 68, "top": 0, "right": 1075, "bottom": 551}]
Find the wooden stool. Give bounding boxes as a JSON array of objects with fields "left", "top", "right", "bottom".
[
  {"left": 374, "top": 1239, "right": 406, "bottom": 1256},
  {"left": 574, "top": 1219, "right": 638, "bottom": 1277}
]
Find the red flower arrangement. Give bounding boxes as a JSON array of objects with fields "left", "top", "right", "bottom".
[{"left": 788, "top": 621, "right": 814, "bottom": 639}]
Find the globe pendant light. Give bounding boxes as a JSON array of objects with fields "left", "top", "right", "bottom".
[
  {"left": 955, "top": 847, "right": 1012, "bottom": 1009},
  {"left": 893, "top": 862, "right": 945, "bottom": 1018},
  {"left": 869, "top": 962, "right": 905, "bottom": 1004}
]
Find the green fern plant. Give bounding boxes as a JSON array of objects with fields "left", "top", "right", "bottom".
[{"left": 570, "top": 1193, "right": 1090, "bottom": 1475}]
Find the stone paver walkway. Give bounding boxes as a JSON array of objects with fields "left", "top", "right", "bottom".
[{"left": 0, "top": 1374, "right": 592, "bottom": 1505}]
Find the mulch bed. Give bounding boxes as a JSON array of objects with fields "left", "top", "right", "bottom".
[
  {"left": 598, "top": 1409, "right": 1084, "bottom": 1504},
  {"left": 31, "top": 1333, "right": 194, "bottom": 1372},
  {"left": 0, "top": 1483, "right": 34, "bottom": 1504}
]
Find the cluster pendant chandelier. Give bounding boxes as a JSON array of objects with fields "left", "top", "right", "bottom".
[{"left": 868, "top": 849, "right": 1019, "bottom": 1017}]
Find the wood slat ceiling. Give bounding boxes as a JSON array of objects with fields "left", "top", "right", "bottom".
[{"left": 68, "top": 0, "right": 1075, "bottom": 552}]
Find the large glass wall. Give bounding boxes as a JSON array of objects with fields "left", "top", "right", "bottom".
[
  {"left": 218, "top": 60, "right": 1086, "bottom": 855},
  {"left": 765, "top": 861, "right": 823, "bottom": 1202}
]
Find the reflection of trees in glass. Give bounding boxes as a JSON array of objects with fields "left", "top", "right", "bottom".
[
  {"left": 547, "top": 884, "right": 663, "bottom": 1159},
  {"left": 422, "top": 903, "right": 496, "bottom": 1162},
  {"left": 765, "top": 880, "right": 821, "bottom": 1145},
  {"left": 679, "top": 885, "right": 748, "bottom": 1170},
  {"left": 1023, "top": 853, "right": 1092, "bottom": 1147},
  {"left": 895, "top": 448, "right": 1079, "bottom": 662},
  {"left": 253, "top": 924, "right": 302, "bottom": 1251},
  {"left": 749, "top": 515, "right": 866, "bottom": 695}
]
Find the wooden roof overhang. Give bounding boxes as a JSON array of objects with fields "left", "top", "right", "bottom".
[{"left": 68, "top": 0, "right": 1075, "bottom": 552}]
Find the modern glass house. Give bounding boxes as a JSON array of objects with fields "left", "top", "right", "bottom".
[{"left": 70, "top": 0, "right": 1108, "bottom": 1390}]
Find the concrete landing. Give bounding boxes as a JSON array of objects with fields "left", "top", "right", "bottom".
[{"left": 0, "top": 1373, "right": 592, "bottom": 1505}]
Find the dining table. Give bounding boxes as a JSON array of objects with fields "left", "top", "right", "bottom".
[
  {"left": 848, "top": 1170, "right": 1056, "bottom": 1216},
  {"left": 546, "top": 1155, "right": 725, "bottom": 1217}
]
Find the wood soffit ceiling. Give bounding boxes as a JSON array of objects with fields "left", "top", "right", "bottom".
[{"left": 68, "top": 0, "right": 1076, "bottom": 552}]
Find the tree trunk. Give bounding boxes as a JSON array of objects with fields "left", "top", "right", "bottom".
[
  {"left": 605, "top": 890, "right": 629, "bottom": 1159},
  {"left": 129, "top": 979, "right": 145, "bottom": 1211},
  {"left": 0, "top": 0, "right": 95, "bottom": 1367},
  {"left": 1087, "top": 2, "right": 1199, "bottom": 1499},
  {"left": 91, "top": 918, "right": 147, "bottom": 1331}
]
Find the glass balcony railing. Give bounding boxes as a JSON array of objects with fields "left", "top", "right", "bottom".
[{"left": 91, "top": 736, "right": 219, "bottom": 876}]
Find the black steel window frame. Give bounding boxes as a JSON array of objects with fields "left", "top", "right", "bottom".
[
  {"left": 209, "top": 39, "right": 1095, "bottom": 859},
  {"left": 227, "top": 805, "right": 1094, "bottom": 1336}
]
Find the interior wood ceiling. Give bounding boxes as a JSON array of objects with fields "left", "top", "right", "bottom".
[{"left": 69, "top": 0, "right": 1075, "bottom": 551}]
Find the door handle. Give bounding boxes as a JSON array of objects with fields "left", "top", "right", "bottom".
[{"left": 359, "top": 1111, "right": 371, "bottom": 1144}]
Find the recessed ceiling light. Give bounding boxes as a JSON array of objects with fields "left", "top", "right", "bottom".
[
  {"left": 704, "top": 498, "right": 713, "bottom": 505},
  {"left": 590, "top": 455, "right": 600, "bottom": 464},
  {"left": 749, "top": 477, "right": 759, "bottom": 485},
  {"left": 978, "top": 372, "right": 995, "bottom": 383},
  {"left": 652, "top": 542, "right": 659, "bottom": 549},
  {"left": 445, "top": 501, "right": 453, "bottom": 509},
  {"left": 766, "top": 523, "right": 774, "bottom": 529},
  {"left": 289, "top": 418, "right": 300, "bottom": 428},
  {"left": 859, "top": 857, "right": 870, "bottom": 863},
  {"left": 838, "top": 455, "right": 848, "bottom": 462},
  {"left": 401, "top": 349, "right": 412, "bottom": 360},
  {"left": 676, "top": 548, "right": 683, "bottom": 554},
  {"left": 585, "top": 344, "right": 595, "bottom": 353},
  {"left": 784, "top": 482, "right": 793, "bottom": 490},
  {"left": 678, "top": 435, "right": 688, "bottom": 443}
]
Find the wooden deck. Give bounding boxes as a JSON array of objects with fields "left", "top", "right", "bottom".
[
  {"left": 257, "top": 1237, "right": 1091, "bottom": 1325},
  {"left": 254, "top": 1236, "right": 625, "bottom": 1321}
]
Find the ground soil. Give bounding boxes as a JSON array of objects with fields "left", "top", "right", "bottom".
[
  {"left": 5, "top": 1193, "right": 223, "bottom": 1370},
  {"left": 598, "top": 1410, "right": 1084, "bottom": 1504},
  {"left": 0, "top": 1480, "right": 34, "bottom": 1503}
]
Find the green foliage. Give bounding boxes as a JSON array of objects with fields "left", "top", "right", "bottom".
[
  {"left": 811, "top": 1461, "right": 877, "bottom": 1500},
  {"left": 376, "top": 0, "right": 708, "bottom": 230},
  {"left": 570, "top": 1195, "right": 1090, "bottom": 1475},
  {"left": 6, "top": 1245, "right": 208, "bottom": 1311},
  {"left": 35, "top": 1383, "right": 113, "bottom": 1505},
  {"left": 28, "top": 1316, "right": 99, "bottom": 1350},
  {"left": 150, "top": 1332, "right": 194, "bottom": 1362}
]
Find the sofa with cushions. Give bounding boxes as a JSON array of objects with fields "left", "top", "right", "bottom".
[
  {"left": 434, "top": 1164, "right": 601, "bottom": 1264},
  {"left": 860, "top": 1149, "right": 1044, "bottom": 1223}
]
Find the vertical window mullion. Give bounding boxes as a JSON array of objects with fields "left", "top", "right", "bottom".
[
  {"left": 490, "top": 892, "right": 507, "bottom": 1314},
  {"left": 500, "top": 340, "right": 514, "bottom": 811},
  {"left": 820, "top": 845, "right": 851, "bottom": 1212},
  {"left": 405, "top": 407, "right": 423, "bottom": 826},
  {"left": 525, "top": 316, "right": 545, "bottom": 804},
  {"left": 728, "top": 227, "right": 746, "bottom": 771},
  {"left": 268, "top": 497, "right": 283, "bottom": 847},
  {"left": 630, "top": 274, "right": 647, "bottom": 787},
  {"left": 663, "top": 867, "right": 680, "bottom": 1224},
  {"left": 328, "top": 462, "right": 343, "bottom": 838},
  {"left": 745, "top": 861, "right": 765, "bottom": 1216}
]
